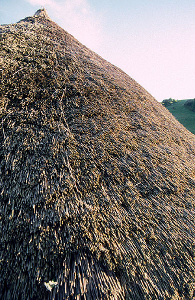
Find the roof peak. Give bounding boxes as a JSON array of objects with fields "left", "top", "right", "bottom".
[{"left": 33, "top": 8, "right": 51, "bottom": 20}]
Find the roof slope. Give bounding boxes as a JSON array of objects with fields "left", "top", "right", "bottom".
[{"left": 0, "top": 10, "right": 195, "bottom": 300}]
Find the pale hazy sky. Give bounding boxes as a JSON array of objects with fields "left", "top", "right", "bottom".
[{"left": 1, "top": 0, "right": 195, "bottom": 101}]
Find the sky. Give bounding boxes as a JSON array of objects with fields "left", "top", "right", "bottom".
[{"left": 1, "top": 0, "right": 195, "bottom": 102}]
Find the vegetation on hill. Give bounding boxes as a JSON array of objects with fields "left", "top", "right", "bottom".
[
  {"left": 184, "top": 98, "right": 195, "bottom": 112},
  {"left": 162, "top": 99, "right": 195, "bottom": 135},
  {"left": 162, "top": 98, "right": 178, "bottom": 106}
]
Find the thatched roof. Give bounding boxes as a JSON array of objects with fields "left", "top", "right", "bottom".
[{"left": 0, "top": 9, "right": 195, "bottom": 300}]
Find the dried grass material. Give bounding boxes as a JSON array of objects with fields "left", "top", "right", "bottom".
[{"left": 0, "top": 10, "right": 195, "bottom": 300}]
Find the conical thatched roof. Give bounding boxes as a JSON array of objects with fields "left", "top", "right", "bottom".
[{"left": 0, "top": 10, "right": 195, "bottom": 300}]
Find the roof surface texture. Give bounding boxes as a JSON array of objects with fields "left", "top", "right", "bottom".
[{"left": 0, "top": 10, "right": 195, "bottom": 300}]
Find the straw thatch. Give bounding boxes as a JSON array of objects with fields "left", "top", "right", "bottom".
[{"left": 0, "top": 9, "right": 195, "bottom": 300}]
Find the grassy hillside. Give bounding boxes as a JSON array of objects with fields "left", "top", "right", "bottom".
[{"left": 163, "top": 100, "right": 195, "bottom": 135}]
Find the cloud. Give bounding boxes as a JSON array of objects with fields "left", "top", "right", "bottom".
[{"left": 26, "top": 0, "right": 104, "bottom": 51}]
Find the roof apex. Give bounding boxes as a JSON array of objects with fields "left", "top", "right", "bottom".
[{"left": 33, "top": 8, "right": 51, "bottom": 20}]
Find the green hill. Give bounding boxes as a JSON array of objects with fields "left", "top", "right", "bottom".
[{"left": 162, "top": 99, "right": 195, "bottom": 135}]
